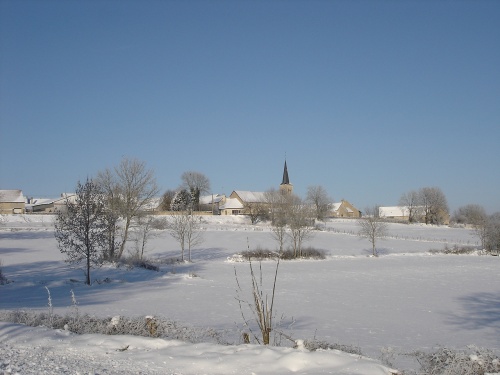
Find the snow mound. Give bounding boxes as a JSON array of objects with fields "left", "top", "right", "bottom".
[{"left": 0, "top": 322, "right": 396, "bottom": 375}]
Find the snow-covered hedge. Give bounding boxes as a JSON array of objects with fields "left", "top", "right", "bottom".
[{"left": 0, "top": 310, "right": 230, "bottom": 345}]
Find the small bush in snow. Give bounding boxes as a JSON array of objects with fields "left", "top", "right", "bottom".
[
  {"left": 302, "top": 339, "right": 362, "bottom": 355},
  {"left": 429, "top": 244, "right": 479, "bottom": 255},
  {"left": 411, "top": 345, "right": 500, "bottom": 375},
  {"left": 0, "top": 309, "right": 230, "bottom": 345},
  {"left": 303, "top": 339, "right": 363, "bottom": 355},
  {"left": 280, "top": 247, "right": 326, "bottom": 260},
  {"left": 118, "top": 256, "right": 160, "bottom": 271},
  {"left": 239, "top": 246, "right": 326, "bottom": 261},
  {"left": 240, "top": 246, "right": 278, "bottom": 261}
]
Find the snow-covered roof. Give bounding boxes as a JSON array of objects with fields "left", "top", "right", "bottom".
[
  {"left": 53, "top": 194, "right": 77, "bottom": 204},
  {"left": 233, "top": 191, "right": 266, "bottom": 203},
  {"left": 330, "top": 202, "right": 353, "bottom": 211},
  {"left": 219, "top": 198, "right": 244, "bottom": 210},
  {"left": 29, "top": 198, "right": 55, "bottom": 206},
  {"left": 379, "top": 206, "right": 410, "bottom": 217},
  {"left": 199, "top": 194, "right": 225, "bottom": 205},
  {"left": 0, "top": 190, "right": 25, "bottom": 203},
  {"left": 330, "top": 202, "right": 342, "bottom": 211}
]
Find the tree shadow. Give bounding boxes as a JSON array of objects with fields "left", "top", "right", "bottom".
[
  {"left": 445, "top": 292, "right": 500, "bottom": 333},
  {"left": 361, "top": 247, "right": 390, "bottom": 256},
  {"left": 0, "top": 259, "right": 207, "bottom": 310},
  {"left": 0, "top": 247, "right": 37, "bottom": 255},
  {"left": 0, "top": 230, "right": 55, "bottom": 240}
]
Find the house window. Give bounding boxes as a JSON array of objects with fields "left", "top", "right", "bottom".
[{"left": 232, "top": 210, "right": 240, "bottom": 215}]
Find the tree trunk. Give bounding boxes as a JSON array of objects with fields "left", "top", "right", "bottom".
[
  {"left": 86, "top": 254, "right": 91, "bottom": 285},
  {"left": 118, "top": 218, "right": 131, "bottom": 259}
]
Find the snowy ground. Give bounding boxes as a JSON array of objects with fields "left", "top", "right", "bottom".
[{"left": 1, "top": 214, "right": 499, "bottom": 374}]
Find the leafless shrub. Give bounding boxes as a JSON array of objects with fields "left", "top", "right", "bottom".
[
  {"left": 280, "top": 247, "right": 326, "bottom": 260},
  {"left": 411, "top": 345, "right": 500, "bottom": 375},
  {"left": 0, "top": 309, "right": 230, "bottom": 345},
  {"left": 240, "top": 246, "right": 279, "bottom": 261},
  {"left": 119, "top": 255, "right": 160, "bottom": 271},
  {"left": 234, "top": 240, "right": 280, "bottom": 345},
  {"left": 428, "top": 244, "right": 479, "bottom": 255},
  {"left": 302, "top": 338, "right": 362, "bottom": 355},
  {"left": 239, "top": 246, "right": 326, "bottom": 261}
]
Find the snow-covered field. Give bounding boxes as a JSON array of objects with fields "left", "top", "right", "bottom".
[{"left": 1, "top": 215, "right": 499, "bottom": 374}]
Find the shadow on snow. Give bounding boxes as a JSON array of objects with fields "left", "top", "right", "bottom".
[
  {"left": 446, "top": 292, "right": 500, "bottom": 335},
  {"left": 0, "top": 259, "right": 207, "bottom": 311}
]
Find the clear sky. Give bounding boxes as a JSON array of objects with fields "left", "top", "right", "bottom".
[{"left": 1, "top": 0, "right": 499, "bottom": 213}]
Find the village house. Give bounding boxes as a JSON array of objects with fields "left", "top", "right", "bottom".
[
  {"left": 0, "top": 189, "right": 26, "bottom": 214},
  {"left": 25, "top": 193, "right": 78, "bottom": 213},
  {"left": 199, "top": 194, "right": 226, "bottom": 214},
  {"left": 329, "top": 199, "right": 361, "bottom": 218},
  {"left": 378, "top": 206, "right": 412, "bottom": 221},
  {"left": 219, "top": 191, "right": 267, "bottom": 215},
  {"left": 379, "top": 205, "right": 450, "bottom": 225}
]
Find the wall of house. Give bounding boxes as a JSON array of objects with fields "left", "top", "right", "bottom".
[{"left": 0, "top": 203, "right": 26, "bottom": 214}]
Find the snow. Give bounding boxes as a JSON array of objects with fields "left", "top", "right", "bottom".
[
  {"left": 1, "top": 214, "right": 499, "bottom": 374},
  {"left": 0, "top": 322, "right": 393, "bottom": 374}
]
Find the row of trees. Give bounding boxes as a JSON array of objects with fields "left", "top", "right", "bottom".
[
  {"left": 54, "top": 158, "right": 211, "bottom": 285},
  {"left": 399, "top": 187, "right": 449, "bottom": 224},
  {"left": 243, "top": 185, "right": 332, "bottom": 225}
]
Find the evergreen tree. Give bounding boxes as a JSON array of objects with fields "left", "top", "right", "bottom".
[{"left": 170, "top": 189, "right": 191, "bottom": 211}]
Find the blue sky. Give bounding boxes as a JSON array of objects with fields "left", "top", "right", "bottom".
[{"left": 1, "top": 0, "right": 499, "bottom": 213}]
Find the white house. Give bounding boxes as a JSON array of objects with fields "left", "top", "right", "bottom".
[{"left": 379, "top": 206, "right": 411, "bottom": 221}]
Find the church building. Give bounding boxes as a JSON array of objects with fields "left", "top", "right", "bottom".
[{"left": 219, "top": 160, "right": 292, "bottom": 215}]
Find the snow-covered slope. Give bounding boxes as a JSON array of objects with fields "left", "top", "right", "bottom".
[{"left": 1, "top": 215, "right": 498, "bottom": 374}]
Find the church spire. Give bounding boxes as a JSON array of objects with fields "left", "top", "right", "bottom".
[
  {"left": 280, "top": 159, "right": 293, "bottom": 194},
  {"left": 281, "top": 160, "right": 290, "bottom": 185}
]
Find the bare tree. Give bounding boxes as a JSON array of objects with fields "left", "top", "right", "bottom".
[
  {"left": 54, "top": 178, "right": 107, "bottom": 285},
  {"left": 132, "top": 215, "right": 164, "bottom": 260},
  {"left": 287, "top": 195, "right": 315, "bottom": 258},
  {"left": 264, "top": 188, "right": 280, "bottom": 226},
  {"left": 167, "top": 211, "right": 203, "bottom": 262},
  {"left": 399, "top": 190, "right": 422, "bottom": 223},
  {"left": 185, "top": 214, "right": 203, "bottom": 262},
  {"left": 245, "top": 202, "right": 269, "bottom": 225},
  {"left": 453, "top": 204, "right": 488, "bottom": 248},
  {"left": 266, "top": 189, "right": 289, "bottom": 253},
  {"left": 96, "top": 168, "right": 122, "bottom": 260},
  {"left": 419, "top": 187, "right": 449, "bottom": 225},
  {"left": 98, "top": 158, "right": 159, "bottom": 260},
  {"left": 180, "top": 171, "right": 211, "bottom": 211},
  {"left": 485, "top": 212, "right": 500, "bottom": 253},
  {"left": 358, "top": 206, "right": 389, "bottom": 256},
  {"left": 306, "top": 185, "right": 332, "bottom": 221}
]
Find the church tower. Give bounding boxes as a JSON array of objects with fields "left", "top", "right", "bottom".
[{"left": 279, "top": 160, "right": 293, "bottom": 195}]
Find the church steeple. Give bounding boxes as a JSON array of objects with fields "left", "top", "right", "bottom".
[
  {"left": 279, "top": 159, "right": 293, "bottom": 195},
  {"left": 282, "top": 160, "right": 290, "bottom": 185}
]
